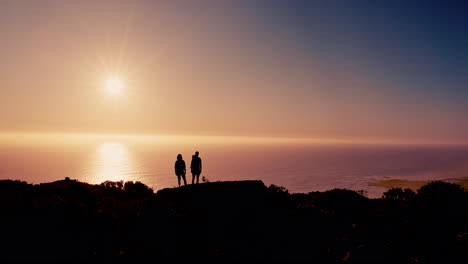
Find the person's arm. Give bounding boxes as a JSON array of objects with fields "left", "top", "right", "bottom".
[
  {"left": 199, "top": 158, "right": 202, "bottom": 173},
  {"left": 174, "top": 161, "right": 178, "bottom": 174},
  {"left": 183, "top": 160, "right": 186, "bottom": 173}
]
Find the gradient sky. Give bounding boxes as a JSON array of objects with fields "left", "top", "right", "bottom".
[{"left": 1, "top": 0, "right": 467, "bottom": 143}]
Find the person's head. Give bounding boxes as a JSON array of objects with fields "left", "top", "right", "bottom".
[
  {"left": 177, "top": 154, "right": 182, "bottom": 160},
  {"left": 195, "top": 151, "right": 199, "bottom": 157}
]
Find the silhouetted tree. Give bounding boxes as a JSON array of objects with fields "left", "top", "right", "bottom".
[
  {"left": 0, "top": 179, "right": 32, "bottom": 191},
  {"left": 417, "top": 181, "right": 464, "bottom": 204},
  {"left": 267, "top": 184, "right": 289, "bottom": 195},
  {"left": 100, "top": 180, "right": 124, "bottom": 192},
  {"left": 383, "top": 187, "right": 415, "bottom": 201},
  {"left": 123, "top": 181, "right": 153, "bottom": 197}
]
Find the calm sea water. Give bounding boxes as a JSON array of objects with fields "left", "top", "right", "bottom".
[{"left": 1, "top": 139, "right": 468, "bottom": 198}]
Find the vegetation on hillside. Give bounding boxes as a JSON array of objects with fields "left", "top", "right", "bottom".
[{"left": 0, "top": 178, "right": 466, "bottom": 263}]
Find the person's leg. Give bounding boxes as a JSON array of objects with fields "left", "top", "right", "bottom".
[
  {"left": 177, "top": 174, "right": 181, "bottom": 187},
  {"left": 192, "top": 173, "right": 195, "bottom": 184},
  {"left": 196, "top": 173, "right": 200, "bottom": 184},
  {"left": 182, "top": 173, "right": 187, "bottom": 185}
]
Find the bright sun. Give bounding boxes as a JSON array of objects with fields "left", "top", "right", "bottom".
[{"left": 105, "top": 76, "right": 124, "bottom": 95}]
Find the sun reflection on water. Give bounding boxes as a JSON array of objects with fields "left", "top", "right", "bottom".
[{"left": 90, "top": 142, "right": 135, "bottom": 183}]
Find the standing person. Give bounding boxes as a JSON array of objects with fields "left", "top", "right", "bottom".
[
  {"left": 190, "top": 151, "right": 202, "bottom": 184},
  {"left": 174, "top": 154, "right": 187, "bottom": 187}
]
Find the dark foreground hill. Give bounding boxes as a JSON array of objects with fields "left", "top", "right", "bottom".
[{"left": 0, "top": 179, "right": 467, "bottom": 263}]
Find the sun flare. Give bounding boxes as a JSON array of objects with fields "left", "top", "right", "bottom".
[{"left": 105, "top": 76, "right": 124, "bottom": 95}]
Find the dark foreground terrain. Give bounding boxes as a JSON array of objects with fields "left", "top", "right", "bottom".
[{"left": 0, "top": 178, "right": 467, "bottom": 263}]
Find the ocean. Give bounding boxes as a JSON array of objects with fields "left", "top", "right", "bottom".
[{"left": 1, "top": 136, "right": 468, "bottom": 198}]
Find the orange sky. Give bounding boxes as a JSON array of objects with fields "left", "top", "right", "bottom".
[{"left": 1, "top": 1, "right": 467, "bottom": 144}]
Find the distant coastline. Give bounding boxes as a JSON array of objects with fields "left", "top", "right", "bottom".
[{"left": 369, "top": 177, "right": 468, "bottom": 192}]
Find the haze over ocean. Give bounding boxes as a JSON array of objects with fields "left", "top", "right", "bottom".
[{"left": 2, "top": 136, "right": 468, "bottom": 198}]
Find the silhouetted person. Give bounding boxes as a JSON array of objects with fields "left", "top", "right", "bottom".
[
  {"left": 174, "top": 154, "right": 187, "bottom": 187},
  {"left": 190, "top": 151, "right": 202, "bottom": 184}
]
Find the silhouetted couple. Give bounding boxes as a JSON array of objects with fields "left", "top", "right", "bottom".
[{"left": 174, "top": 151, "right": 202, "bottom": 187}]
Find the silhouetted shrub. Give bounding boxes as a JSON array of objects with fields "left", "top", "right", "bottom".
[
  {"left": 123, "top": 181, "right": 153, "bottom": 197},
  {"left": 266, "top": 184, "right": 289, "bottom": 204},
  {"left": 383, "top": 187, "right": 416, "bottom": 201},
  {"left": 267, "top": 184, "right": 289, "bottom": 195},
  {"left": 356, "top": 189, "right": 368, "bottom": 197},
  {"left": 202, "top": 176, "right": 210, "bottom": 183},
  {"left": 0, "top": 180, "right": 34, "bottom": 209},
  {"left": 0, "top": 179, "right": 32, "bottom": 191},
  {"left": 100, "top": 180, "right": 124, "bottom": 192},
  {"left": 416, "top": 181, "right": 464, "bottom": 205},
  {"left": 315, "top": 188, "right": 368, "bottom": 212}
]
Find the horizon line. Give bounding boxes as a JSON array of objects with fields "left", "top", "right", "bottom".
[{"left": 1, "top": 132, "right": 467, "bottom": 146}]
